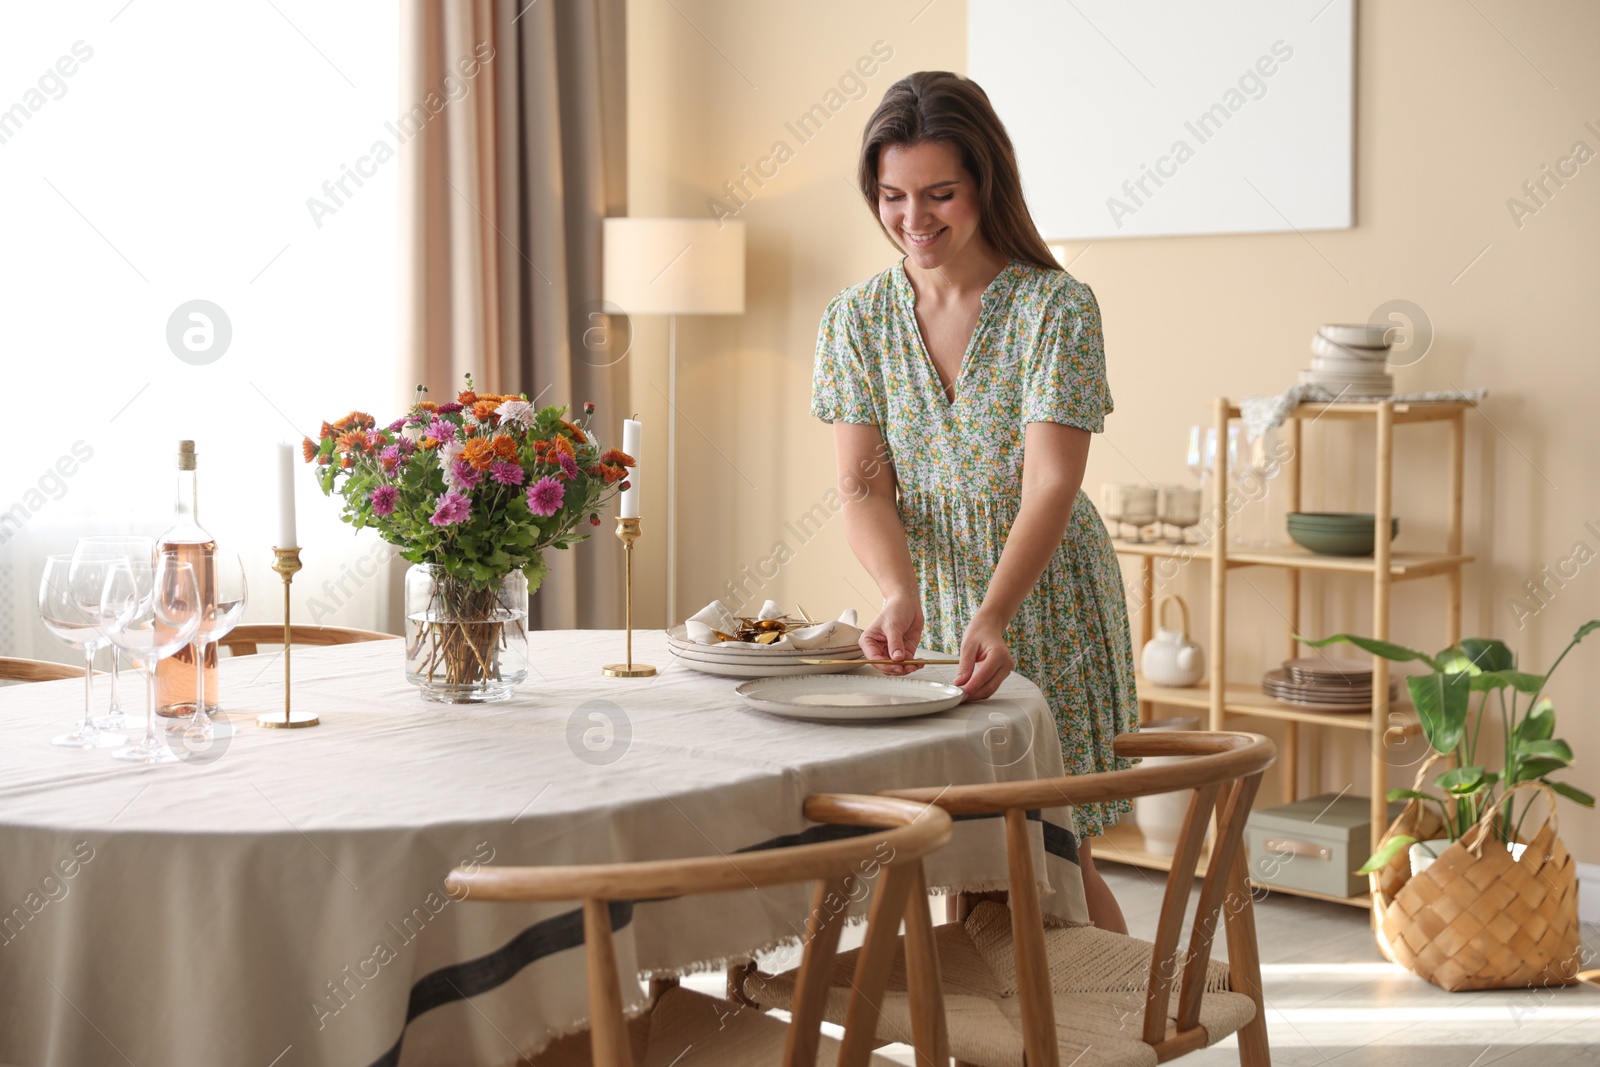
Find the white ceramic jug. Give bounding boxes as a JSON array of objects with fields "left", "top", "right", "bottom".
[
  {"left": 1140, "top": 595, "right": 1205, "bottom": 687},
  {"left": 1131, "top": 715, "right": 1202, "bottom": 855}
]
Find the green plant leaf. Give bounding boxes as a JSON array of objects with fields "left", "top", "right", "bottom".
[
  {"left": 1386, "top": 788, "right": 1439, "bottom": 803},
  {"left": 1435, "top": 647, "right": 1477, "bottom": 675},
  {"left": 1300, "top": 633, "right": 1440, "bottom": 670},
  {"left": 1546, "top": 780, "right": 1597, "bottom": 807},
  {"left": 1516, "top": 757, "right": 1571, "bottom": 780},
  {"left": 1470, "top": 669, "right": 1545, "bottom": 693},
  {"left": 1515, "top": 697, "right": 1555, "bottom": 743},
  {"left": 1408, "top": 670, "right": 1471, "bottom": 753},
  {"left": 1573, "top": 620, "right": 1600, "bottom": 643},
  {"left": 1435, "top": 765, "right": 1487, "bottom": 795},
  {"left": 1460, "top": 637, "right": 1514, "bottom": 673},
  {"left": 1515, "top": 738, "right": 1573, "bottom": 763},
  {"left": 1357, "top": 834, "right": 1417, "bottom": 875}
]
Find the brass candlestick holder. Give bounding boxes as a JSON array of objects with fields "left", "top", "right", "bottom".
[
  {"left": 257, "top": 546, "right": 321, "bottom": 729},
  {"left": 602, "top": 517, "right": 656, "bottom": 678}
]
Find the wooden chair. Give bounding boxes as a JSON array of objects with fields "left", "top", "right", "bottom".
[
  {"left": 445, "top": 794, "right": 955, "bottom": 1067},
  {"left": 217, "top": 624, "right": 393, "bottom": 656},
  {"left": 0, "top": 657, "right": 88, "bottom": 682},
  {"left": 742, "top": 731, "right": 1277, "bottom": 1067}
]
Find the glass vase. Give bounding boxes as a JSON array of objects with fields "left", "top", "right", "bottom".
[{"left": 404, "top": 564, "right": 529, "bottom": 703}]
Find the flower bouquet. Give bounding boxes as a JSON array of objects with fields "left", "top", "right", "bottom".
[{"left": 306, "top": 377, "right": 633, "bottom": 702}]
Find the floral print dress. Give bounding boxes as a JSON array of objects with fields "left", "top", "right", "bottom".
[{"left": 810, "top": 257, "right": 1138, "bottom": 836}]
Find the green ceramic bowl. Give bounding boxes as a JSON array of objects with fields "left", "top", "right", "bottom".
[{"left": 1286, "top": 513, "right": 1400, "bottom": 556}]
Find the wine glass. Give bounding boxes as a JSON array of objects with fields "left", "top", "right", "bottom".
[
  {"left": 72, "top": 535, "right": 155, "bottom": 729},
  {"left": 1248, "top": 427, "right": 1283, "bottom": 548},
  {"left": 170, "top": 550, "right": 246, "bottom": 750},
  {"left": 37, "top": 556, "right": 126, "bottom": 749},
  {"left": 1186, "top": 425, "right": 1205, "bottom": 483},
  {"left": 103, "top": 553, "right": 200, "bottom": 765},
  {"left": 1226, "top": 426, "right": 1247, "bottom": 548}
]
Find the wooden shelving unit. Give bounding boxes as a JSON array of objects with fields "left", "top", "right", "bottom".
[{"left": 1104, "top": 398, "right": 1473, "bottom": 909}]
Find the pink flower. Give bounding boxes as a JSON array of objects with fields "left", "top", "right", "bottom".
[
  {"left": 489, "top": 460, "right": 525, "bottom": 486},
  {"left": 387, "top": 418, "right": 406, "bottom": 433},
  {"left": 450, "top": 459, "right": 482, "bottom": 489},
  {"left": 437, "top": 402, "right": 464, "bottom": 414},
  {"left": 557, "top": 453, "right": 578, "bottom": 481},
  {"left": 425, "top": 419, "right": 457, "bottom": 443},
  {"left": 526, "top": 475, "right": 564, "bottom": 516},
  {"left": 370, "top": 485, "right": 398, "bottom": 516},
  {"left": 430, "top": 491, "right": 471, "bottom": 526}
]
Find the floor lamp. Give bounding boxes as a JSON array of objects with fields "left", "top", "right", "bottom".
[{"left": 603, "top": 218, "right": 746, "bottom": 626}]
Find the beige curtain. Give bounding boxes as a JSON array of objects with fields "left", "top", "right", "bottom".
[{"left": 399, "top": 0, "right": 629, "bottom": 629}]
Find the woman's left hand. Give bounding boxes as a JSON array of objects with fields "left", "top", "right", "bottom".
[{"left": 953, "top": 614, "right": 1015, "bottom": 701}]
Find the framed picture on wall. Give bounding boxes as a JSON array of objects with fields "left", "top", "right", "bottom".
[{"left": 969, "top": 0, "right": 1355, "bottom": 240}]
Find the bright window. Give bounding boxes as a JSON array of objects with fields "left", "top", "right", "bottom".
[{"left": 0, "top": 1, "right": 401, "bottom": 657}]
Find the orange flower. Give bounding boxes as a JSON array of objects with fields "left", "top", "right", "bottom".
[
  {"left": 380, "top": 455, "right": 397, "bottom": 473},
  {"left": 601, "top": 462, "right": 627, "bottom": 484},
  {"left": 458, "top": 389, "right": 479, "bottom": 406},
  {"left": 418, "top": 401, "right": 439, "bottom": 413},
  {"left": 301, "top": 437, "right": 317, "bottom": 463},
  {"left": 472, "top": 399, "right": 500, "bottom": 423},
  {"left": 461, "top": 437, "right": 496, "bottom": 471},
  {"left": 335, "top": 430, "right": 370, "bottom": 453},
  {"left": 551, "top": 434, "right": 576, "bottom": 460},
  {"left": 599, "top": 448, "right": 635, "bottom": 467},
  {"left": 559, "top": 419, "right": 588, "bottom": 444},
  {"left": 317, "top": 454, "right": 331, "bottom": 466},
  {"left": 333, "top": 411, "right": 375, "bottom": 432},
  {"left": 319, "top": 421, "right": 335, "bottom": 439},
  {"left": 339, "top": 454, "right": 355, "bottom": 469},
  {"left": 421, "top": 436, "right": 440, "bottom": 451},
  {"left": 491, "top": 434, "right": 519, "bottom": 461}
]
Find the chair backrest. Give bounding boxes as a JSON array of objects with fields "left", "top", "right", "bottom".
[
  {"left": 446, "top": 793, "right": 953, "bottom": 1067},
  {"left": 0, "top": 657, "right": 86, "bottom": 683},
  {"left": 217, "top": 624, "right": 393, "bottom": 656},
  {"left": 883, "top": 730, "right": 1276, "bottom": 1067}
]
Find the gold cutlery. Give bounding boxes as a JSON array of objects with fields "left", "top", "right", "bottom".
[{"left": 797, "top": 657, "right": 960, "bottom": 666}]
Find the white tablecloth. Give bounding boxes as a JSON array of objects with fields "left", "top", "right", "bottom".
[{"left": 0, "top": 632, "right": 1084, "bottom": 1067}]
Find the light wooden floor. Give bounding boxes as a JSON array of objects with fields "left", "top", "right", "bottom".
[{"left": 681, "top": 865, "right": 1599, "bottom": 1065}]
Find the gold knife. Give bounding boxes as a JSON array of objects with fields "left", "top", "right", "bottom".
[{"left": 797, "top": 657, "right": 960, "bottom": 666}]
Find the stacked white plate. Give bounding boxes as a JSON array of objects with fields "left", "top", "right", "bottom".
[
  {"left": 666, "top": 624, "right": 866, "bottom": 679},
  {"left": 1299, "top": 324, "right": 1394, "bottom": 397}
]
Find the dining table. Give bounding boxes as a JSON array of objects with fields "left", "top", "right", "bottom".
[{"left": 0, "top": 630, "right": 1087, "bottom": 1067}]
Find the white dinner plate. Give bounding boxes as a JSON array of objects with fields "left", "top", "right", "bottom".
[
  {"left": 668, "top": 655, "right": 870, "bottom": 681},
  {"left": 734, "top": 675, "right": 965, "bottom": 721},
  {"left": 666, "top": 623, "right": 861, "bottom": 658}
]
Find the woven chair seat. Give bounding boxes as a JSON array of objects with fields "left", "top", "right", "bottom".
[
  {"left": 642, "top": 987, "right": 901, "bottom": 1067},
  {"left": 746, "top": 902, "right": 1255, "bottom": 1067}
]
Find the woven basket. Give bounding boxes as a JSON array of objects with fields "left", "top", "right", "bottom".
[{"left": 1371, "top": 774, "right": 1582, "bottom": 992}]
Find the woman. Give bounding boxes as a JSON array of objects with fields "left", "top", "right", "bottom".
[{"left": 810, "top": 71, "right": 1137, "bottom": 932}]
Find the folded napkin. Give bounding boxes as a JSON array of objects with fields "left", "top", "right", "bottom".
[{"left": 683, "top": 599, "right": 862, "bottom": 650}]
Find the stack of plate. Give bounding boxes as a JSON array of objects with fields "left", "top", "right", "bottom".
[
  {"left": 666, "top": 624, "right": 865, "bottom": 678},
  {"left": 1263, "top": 657, "right": 1399, "bottom": 711},
  {"left": 1299, "top": 323, "right": 1394, "bottom": 397}
]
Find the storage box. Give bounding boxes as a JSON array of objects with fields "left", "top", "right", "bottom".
[{"left": 1245, "top": 793, "right": 1404, "bottom": 899}]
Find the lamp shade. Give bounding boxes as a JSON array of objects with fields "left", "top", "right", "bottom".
[{"left": 603, "top": 218, "right": 745, "bottom": 316}]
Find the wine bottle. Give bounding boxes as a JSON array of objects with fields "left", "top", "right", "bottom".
[{"left": 155, "top": 440, "right": 218, "bottom": 717}]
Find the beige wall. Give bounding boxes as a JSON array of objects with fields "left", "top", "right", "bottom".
[{"left": 625, "top": 0, "right": 1600, "bottom": 861}]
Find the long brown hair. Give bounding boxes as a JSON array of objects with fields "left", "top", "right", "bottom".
[{"left": 858, "top": 71, "right": 1059, "bottom": 273}]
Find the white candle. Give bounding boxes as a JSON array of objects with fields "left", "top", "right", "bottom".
[
  {"left": 619, "top": 419, "right": 642, "bottom": 519},
  {"left": 276, "top": 442, "right": 298, "bottom": 548}
]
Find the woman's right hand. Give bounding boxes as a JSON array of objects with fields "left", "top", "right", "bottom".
[{"left": 861, "top": 595, "right": 925, "bottom": 675}]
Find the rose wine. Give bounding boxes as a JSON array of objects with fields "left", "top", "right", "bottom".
[{"left": 155, "top": 441, "right": 219, "bottom": 716}]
